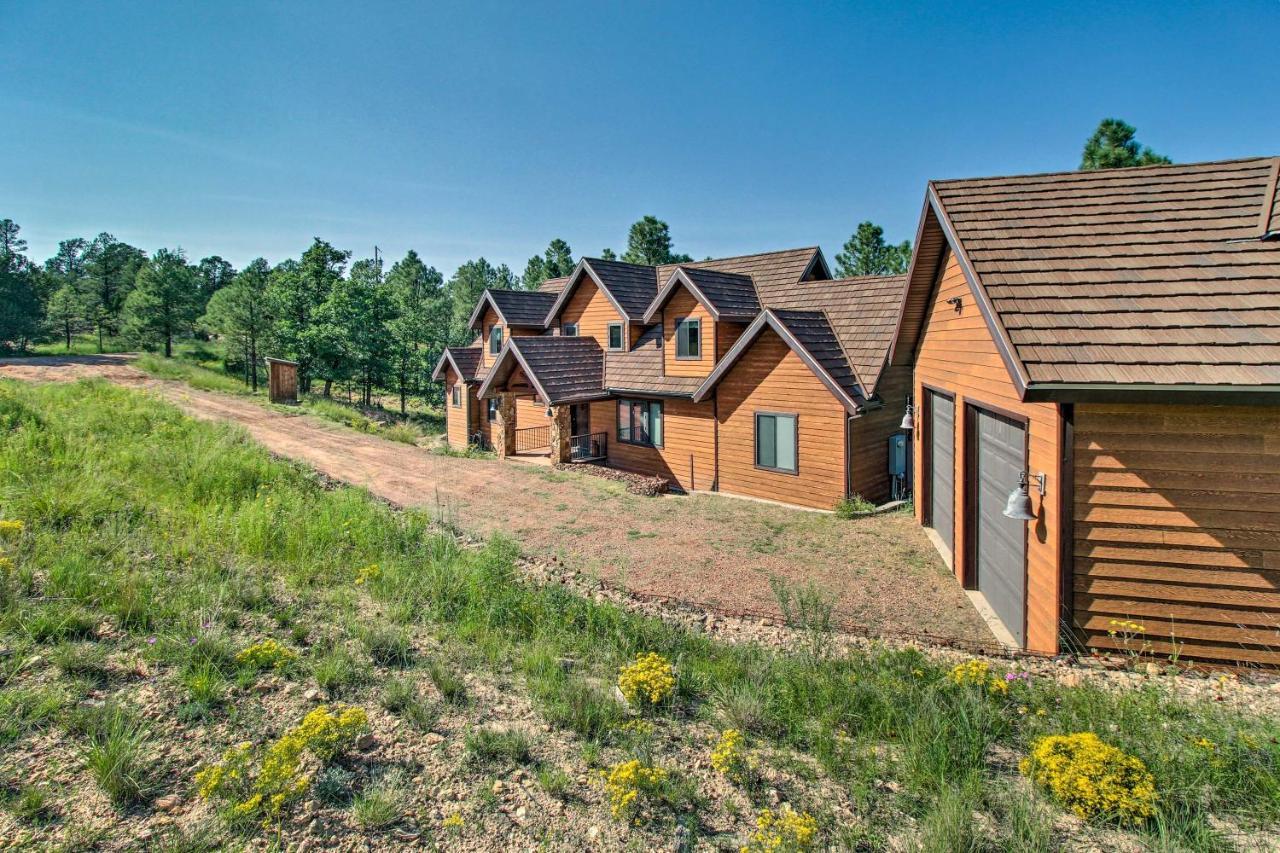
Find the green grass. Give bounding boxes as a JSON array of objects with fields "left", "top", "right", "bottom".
[
  {"left": 1, "top": 378, "right": 1278, "bottom": 847},
  {"left": 464, "top": 726, "right": 535, "bottom": 767},
  {"left": 135, "top": 352, "right": 253, "bottom": 395}
]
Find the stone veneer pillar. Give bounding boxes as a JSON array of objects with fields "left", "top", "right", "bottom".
[
  {"left": 494, "top": 393, "right": 516, "bottom": 458},
  {"left": 547, "top": 404, "right": 571, "bottom": 464}
]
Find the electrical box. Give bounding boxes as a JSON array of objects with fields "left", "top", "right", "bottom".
[{"left": 888, "top": 433, "right": 907, "bottom": 477}]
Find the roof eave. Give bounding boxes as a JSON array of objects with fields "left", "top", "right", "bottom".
[
  {"left": 542, "top": 259, "right": 636, "bottom": 326},
  {"left": 466, "top": 290, "right": 504, "bottom": 332},
  {"left": 475, "top": 339, "right": 554, "bottom": 405},
  {"left": 1024, "top": 382, "right": 1280, "bottom": 405},
  {"left": 642, "top": 268, "right": 723, "bottom": 325}
]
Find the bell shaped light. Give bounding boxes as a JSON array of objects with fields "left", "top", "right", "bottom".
[
  {"left": 1003, "top": 472, "right": 1037, "bottom": 521},
  {"left": 899, "top": 397, "right": 915, "bottom": 431}
]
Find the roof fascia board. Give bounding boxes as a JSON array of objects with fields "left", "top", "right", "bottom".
[
  {"left": 642, "top": 268, "right": 722, "bottom": 325},
  {"left": 431, "top": 349, "right": 461, "bottom": 382},
  {"left": 799, "top": 247, "right": 832, "bottom": 281},
  {"left": 1024, "top": 382, "right": 1280, "bottom": 405},
  {"left": 466, "top": 290, "right": 504, "bottom": 332},
  {"left": 542, "top": 259, "right": 634, "bottom": 326},
  {"left": 1258, "top": 157, "right": 1280, "bottom": 237},
  {"left": 692, "top": 309, "right": 861, "bottom": 414},
  {"left": 927, "top": 185, "right": 1032, "bottom": 399},
  {"left": 885, "top": 194, "right": 938, "bottom": 368},
  {"left": 604, "top": 387, "right": 696, "bottom": 399},
  {"left": 475, "top": 339, "right": 554, "bottom": 405}
]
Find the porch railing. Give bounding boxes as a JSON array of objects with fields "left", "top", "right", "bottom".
[
  {"left": 569, "top": 431, "right": 607, "bottom": 462},
  {"left": 514, "top": 425, "right": 551, "bottom": 453}
]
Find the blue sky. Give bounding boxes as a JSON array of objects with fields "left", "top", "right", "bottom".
[{"left": 3, "top": 1, "right": 1278, "bottom": 274}]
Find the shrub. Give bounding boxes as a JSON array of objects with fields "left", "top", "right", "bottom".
[
  {"left": 602, "top": 759, "right": 666, "bottom": 821},
  {"left": 833, "top": 494, "right": 876, "bottom": 518},
  {"left": 1020, "top": 732, "right": 1157, "bottom": 825},
  {"left": 744, "top": 804, "right": 819, "bottom": 851},
  {"left": 82, "top": 707, "right": 150, "bottom": 807},
  {"left": 312, "top": 765, "right": 357, "bottom": 806},
  {"left": 948, "top": 659, "right": 1010, "bottom": 696},
  {"left": 379, "top": 423, "right": 420, "bottom": 446},
  {"left": 465, "top": 727, "right": 534, "bottom": 767},
  {"left": 234, "top": 639, "right": 296, "bottom": 672},
  {"left": 0, "top": 519, "right": 23, "bottom": 538},
  {"left": 710, "top": 728, "right": 751, "bottom": 783},
  {"left": 617, "top": 652, "right": 675, "bottom": 707}
]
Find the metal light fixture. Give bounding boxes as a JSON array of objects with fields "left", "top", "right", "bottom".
[
  {"left": 1003, "top": 472, "right": 1045, "bottom": 521},
  {"left": 900, "top": 396, "right": 915, "bottom": 431}
]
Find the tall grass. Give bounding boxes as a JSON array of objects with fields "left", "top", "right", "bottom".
[{"left": 1, "top": 379, "right": 1278, "bottom": 845}]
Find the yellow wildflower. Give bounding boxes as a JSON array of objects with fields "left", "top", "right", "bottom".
[
  {"left": 602, "top": 759, "right": 666, "bottom": 821},
  {"left": 710, "top": 729, "right": 751, "bottom": 782},
  {"left": 0, "top": 519, "right": 24, "bottom": 538},
  {"left": 235, "top": 639, "right": 297, "bottom": 671},
  {"left": 617, "top": 652, "right": 676, "bottom": 706},
  {"left": 1020, "top": 732, "right": 1156, "bottom": 825},
  {"left": 743, "top": 804, "right": 818, "bottom": 852}
]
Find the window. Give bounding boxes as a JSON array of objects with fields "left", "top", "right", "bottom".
[
  {"left": 489, "top": 324, "right": 503, "bottom": 354},
  {"left": 607, "top": 322, "right": 624, "bottom": 350},
  {"left": 562, "top": 322, "right": 579, "bottom": 337},
  {"left": 617, "top": 398, "right": 663, "bottom": 447},
  {"left": 755, "top": 413, "right": 797, "bottom": 473},
  {"left": 675, "top": 317, "right": 701, "bottom": 359},
  {"left": 487, "top": 398, "right": 498, "bottom": 422},
  {"left": 451, "top": 384, "right": 461, "bottom": 408}
]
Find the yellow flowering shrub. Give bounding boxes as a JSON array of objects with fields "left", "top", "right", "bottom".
[
  {"left": 195, "top": 705, "right": 369, "bottom": 825},
  {"left": 948, "top": 659, "right": 1009, "bottom": 696},
  {"left": 442, "top": 812, "right": 465, "bottom": 831},
  {"left": 354, "top": 563, "right": 381, "bottom": 585},
  {"left": 602, "top": 759, "right": 666, "bottom": 821},
  {"left": 1019, "top": 732, "right": 1156, "bottom": 825},
  {"left": 617, "top": 652, "right": 675, "bottom": 706},
  {"left": 710, "top": 729, "right": 751, "bottom": 782},
  {"left": 0, "top": 519, "right": 24, "bottom": 538},
  {"left": 0, "top": 556, "right": 12, "bottom": 574},
  {"left": 743, "top": 804, "right": 818, "bottom": 852},
  {"left": 235, "top": 639, "right": 297, "bottom": 671}
]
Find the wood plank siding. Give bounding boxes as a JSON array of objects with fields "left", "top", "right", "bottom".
[
  {"left": 1073, "top": 403, "right": 1280, "bottom": 665},
  {"left": 443, "top": 367, "right": 471, "bottom": 448},
  {"left": 663, "top": 288, "right": 716, "bottom": 376},
  {"left": 850, "top": 363, "right": 911, "bottom": 504},
  {"left": 560, "top": 277, "right": 623, "bottom": 345},
  {"left": 716, "top": 328, "right": 848, "bottom": 511},
  {"left": 588, "top": 397, "right": 715, "bottom": 493},
  {"left": 912, "top": 252, "right": 1064, "bottom": 653},
  {"left": 479, "top": 307, "right": 540, "bottom": 370}
]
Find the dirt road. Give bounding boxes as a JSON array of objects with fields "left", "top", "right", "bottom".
[{"left": 0, "top": 354, "right": 995, "bottom": 647}]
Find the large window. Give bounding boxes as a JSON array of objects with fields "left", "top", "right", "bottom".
[
  {"left": 489, "top": 324, "right": 503, "bottom": 354},
  {"left": 562, "top": 322, "right": 579, "bottom": 337},
  {"left": 451, "top": 384, "right": 461, "bottom": 408},
  {"left": 617, "top": 399, "right": 663, "bottom": 448},
  {"left": 675, "top": 317, "right": 701, "bottom": 359},
  {"left": 607, "top": 322, "right": 624, "bottom": 350},
  {"left": 487, "top": 398, "right": 498, "bottom": 422},
  {"left": 755, "top": 412, "right": 797, "bottom": 473}
]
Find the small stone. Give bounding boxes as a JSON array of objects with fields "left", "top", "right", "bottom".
[
  {"left": 586, "top": 826, "right": 601, "bottom": 841},
  {"left": 356, "top": 733, "right": 376, "bottom": 750},
  {"left": 154, "top": 794, "right": 182, "bottom": 813},
  {"left": 1144, "top": 662, "right": 1161, "bottom": 678},
  {"left": 303, "top": 688, "right": 321, "bottom": 701},
  {"left": 492, "top": 780, "right": 505, "bottom": 795},
  {"left": 515, "top": 806, "right": 528, "bottom": 820}
]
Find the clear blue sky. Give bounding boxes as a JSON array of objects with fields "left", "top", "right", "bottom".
[{"left": 3, "top": 1, "right": 1277, "bottom": 274}]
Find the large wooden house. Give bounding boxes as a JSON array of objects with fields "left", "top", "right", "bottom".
[
  {"left": 892, "top": 156, "right": 1280, "bottom": 664},
  {"left": 434, "top": 248, "right": 912, "bottom": 511}
]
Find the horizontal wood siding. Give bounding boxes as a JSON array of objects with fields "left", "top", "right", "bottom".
[
  {"left": 717, "top": 320, "right": 745, "bottom": 362},
  {"left": 716, "top": 328, "right": 847, "bottom": 510},
  {"left": 560, "top": 277, "right": 623, "bottom": 348},
  {"left": 849, "top": 363, "right": 910, "bottom": 504},
  {"left": 912, "top": 252, "right": 1063, "bottom": 653},
  {"left": 589, "top": 397, "right": 715, "bottom": 492},
  {"left": 444, "top": 367, "right": 469, "bottom": 448},
  {"left": 663, "top": 288, "right": 715, "bottom": 377},
  {"left": 515, "top": 395, "right": 552, "bottom": 432},
  {"left": 1073, "top": 402, "right": 1280, "bottom": 665}
]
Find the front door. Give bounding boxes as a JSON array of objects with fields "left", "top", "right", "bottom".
[
  {"left": 570, "top": 403, "right": 589, "bottom": 437},
  {"left": 972, "top": 406, "right": 1027, "bottom": 646},
  {"left": 927, "top": 391, "right": 955, "bottom": 558}
]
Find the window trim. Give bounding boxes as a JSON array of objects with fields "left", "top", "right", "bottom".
[
  {"left": 488, "top": 324, "right": 503, "bottom": 355},
  {"left": 616, "top": 398, "right": 664, "bottom": 448},
  {"left": 561, "top": 322, "right": 579, "bottom": 337},
  {"left": 451, "top": 384, "right": 462, "bottom": 408},
  {"left": 754, "top": 410, "right": 799, "bottom": 475},
  {"left": 607, "top": 322, "right": 624, "bottom": 351},
  {"left": 674, "top": 317, "right": 701, "bottom": 360}
]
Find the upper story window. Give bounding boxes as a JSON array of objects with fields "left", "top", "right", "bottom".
[
  {"left": 451, "top": 384, "right": 461, "bottom": 407},
  {"left": 489, "top": 324, "right": 503, "bottom": 354},
  {"left": 607, "top": 322, "right": 624, "bottom": 351},
  {"left": 617, "top": 399, "right": 663, "bottom": 448},
  {"left": 675, "top": 317, "right": 701, "bottom": 359},
  {"left": 755, "top": 412, "right": 797, "bottom": 474},
  {"left": 562, "top": 322, "right": 579, "bottom": 337}
]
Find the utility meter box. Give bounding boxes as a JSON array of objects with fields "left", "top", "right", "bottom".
[{"left": 888, "top": 432, "right": 907, "bottom": 477}]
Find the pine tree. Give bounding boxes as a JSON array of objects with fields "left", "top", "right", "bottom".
[
  {"left": 834, "top": 221, "right": 912, "bottom": 277},
  {"left": 122, "top": 248, "right": 200, "bottom": 357},
  {"left": 1081, "top": 118, "right": 1171, "bottom": 170},
  {"left": 202, "top": 258, "right": 272, "bottom": 390},
  {"left": 621, "top": 216, "right": 692, "bottom": 265}
]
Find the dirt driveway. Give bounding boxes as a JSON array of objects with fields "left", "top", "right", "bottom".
[{"left": 1, "top": 354, "right": 995, "bottom": 647}]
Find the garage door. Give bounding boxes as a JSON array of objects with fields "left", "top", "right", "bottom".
[
  {"left": 927, "top": 391, "right": 954, "bottom": 556},
  {"left": 973, "top": 407, "right": 1027, "bottom": 646}
]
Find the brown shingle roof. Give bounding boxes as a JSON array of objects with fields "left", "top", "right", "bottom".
[
  {"left": 487, "top": 289, "right": 557, "bottom": 327},
  {"left": 431, "top": 346, "right": 482, "bottom": 383},
  {"left": 478, "top": 336, "right": 606, "bottom": 405},
  {"left": 643, "top": 267, "right": 760, "bottom": 324},
  {"left": 537, "top": 276, "right": 569, "bottom": 295},
  {"left": 604, "top": 324, "right": 704, "bottom": 396},
  {"left": 656, "top": 246, "right": 828, "bottom": 303},
  {"left": 928, "top": 156, "right": 1280, "bottom": 388},
  {"left": 583, "top": 258, "right": 659, "bottom": 319}
]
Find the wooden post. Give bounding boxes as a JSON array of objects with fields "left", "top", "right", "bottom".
[{"left": 264, "top": 357, "right": 299, "bottom": 404}]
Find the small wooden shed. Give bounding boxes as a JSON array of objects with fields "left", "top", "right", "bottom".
[{"left": 264, "top": 357, "right": 299, "bottom": 404}]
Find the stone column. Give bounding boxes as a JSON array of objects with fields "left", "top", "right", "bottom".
[
  {"left": 548, "top": 404, "right": 571, "bottom": 464},
  {"left": 494, "top": 392, "right": 517, "bottom": 459}
]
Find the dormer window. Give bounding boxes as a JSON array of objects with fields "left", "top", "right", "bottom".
[
  {"left": 562, "top": 322, "right": 579, "bottom": 337},
  {"left": 607, "top": 322, "right": 624, "bottom": 351},
  {"left": 675, "top": 317, "right": 701, "bottom": 359},
  {"left": 489, "top": 325, "right": 503, "bottom": 354}
]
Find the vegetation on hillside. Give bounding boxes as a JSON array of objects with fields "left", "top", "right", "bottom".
[{"left": 0, "top": 379, "right": 1276, "bottom": 849}]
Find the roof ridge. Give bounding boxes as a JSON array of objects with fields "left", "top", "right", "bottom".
[
  {"left": 932, "top": 155, "right": 1279, "bottom": 187},
  {"left": 673, "top": 246, "right": 820, "bottom": 267}
]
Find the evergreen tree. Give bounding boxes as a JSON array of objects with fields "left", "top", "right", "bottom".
[
  {"left": 266, "top": 239, "right": 350, "bottom": 393},
  {"left": 45, "top": 283, "right": 86, "bottom": 350},
  {"left": 122, "top": 248, "right": 200, "bottom": 357},
  {"left": 315, "top": 257, "right": 396, "bottom": 406},
  {"left": 84, "top": 234, "right": 146, "bottom": 351},
  {"left": 445, "top": 258, "right": 516, "bottom": 344},
  {"left": 834, "top": 221, "right": 912, "bottom": 277},
  {"left": 0, "top": 219, "right": 42, "bottom": 351},
  {"left": 521, "top": 238, "right": 576, "bottom": 290},
  {"left": 600, "top": 248, "right": 617, "bottom": 261},
  {"left": 621, "top": 216, "right": 692, "bottom": 265},
  {"left": 201, "top": 258, "right": 272, "bottom": 390},
  {"left": 1081, "top": 118, "right": 1171, "bottom": 170},
  {"left": 196, "top": 255, "right": 236, "bottom": 306},
  {"left": 385, "top": 250, "right": 447, "bottom": 413}
]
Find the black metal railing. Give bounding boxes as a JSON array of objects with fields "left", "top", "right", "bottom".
[
  {"left": 514, "top": 425, "right": 551, "bottom": 453},
  {"left": 569, "top": 431, "right": 607, "bottom": 462}
]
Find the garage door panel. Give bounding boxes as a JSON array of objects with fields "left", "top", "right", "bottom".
[
  {"left": 928, "top": 392, "right": 955, "bottom": 555},
  {"left": 974, "top": 407, "right": 1027, "bottom": 646}
]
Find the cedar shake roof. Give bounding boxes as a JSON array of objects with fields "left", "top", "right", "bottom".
[
  {"left": 431, "top": 347, "right": 483, "bottom": 383},
  {"left": 467, "top": 288, "right": 557, "bottom": 330},
  {"left": 642, "top": 267, "right": 760, "bottom": 324},
  {"left": 478, "top": 336, "right": 606, "bottom": 405},
  {"left": 604, "top": 324, "right": 704, "bottom": 396},
  {"left": 537, "top": 276, "right": 570, "bottom": 295},
  {"left": 582, "top": 258, "right": 660, "bottom": 319},
  {"left": 901, "top": 156, "right": 1280, "bottom": 392},
  {"left": 656, "top": 246, "right": 829, "bottom": 302}
]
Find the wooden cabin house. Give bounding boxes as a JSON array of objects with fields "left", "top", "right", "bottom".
[{"left": 892, "top": 156, "right": 1280, "bottom": 665}]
